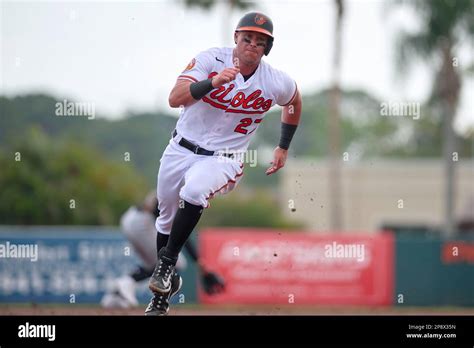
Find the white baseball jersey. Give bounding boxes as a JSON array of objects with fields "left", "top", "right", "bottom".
[{"left": 176, "top": 47, "right": 297, "bottom": 152}]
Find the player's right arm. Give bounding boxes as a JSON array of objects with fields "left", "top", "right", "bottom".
[
  {"left": 169, "top": 49, "right": 240, "bottom": 108},
  {"left": 168, "top": 79, "right": 195, "bottom": 108},
  {"left": 168, "top": 68, "right": 240, "bottom": 108}
]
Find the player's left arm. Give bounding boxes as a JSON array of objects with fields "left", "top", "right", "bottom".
[{"left": 266, "top": 88, "right": 302, "bottom": 175}]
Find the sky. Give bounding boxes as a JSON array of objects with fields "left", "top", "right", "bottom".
[{"left": 1, "top": 0, "right": 473, "bottom": 133}]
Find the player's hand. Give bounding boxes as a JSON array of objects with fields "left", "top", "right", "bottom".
[
  {"left": 211, "top": 67, "right": 240, "bottom": 87},
  {"left": 265, "top": 146, "right": 288, "bottom": 175},
  {"left": 201, "top": 271, "right": 226, "bottom": 295}
]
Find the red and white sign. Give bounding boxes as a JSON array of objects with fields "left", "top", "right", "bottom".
[{"left": 198, "top": 229, "right": 394, "bottom": 305}]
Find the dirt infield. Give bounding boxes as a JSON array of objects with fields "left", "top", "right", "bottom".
[{"left": 1, "top": 304, "right": 473, "bottom": 316}]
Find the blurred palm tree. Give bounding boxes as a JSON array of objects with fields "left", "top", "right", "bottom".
[
  {"left": 329, "top": 0, "right": 345, "bottom": 231},
  {"left": 183, "top": 0, "right": 254, "bottom": 45},
  {"left": 395, "top": 0, "right": 474, "bottom": 237}
]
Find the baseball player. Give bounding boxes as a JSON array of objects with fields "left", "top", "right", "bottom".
[
  {"left": 101, "top": 192, "right": 225, "bottom": 312},
  {"left": 145, "top": 12, "right": 302, "bottom": 315}
]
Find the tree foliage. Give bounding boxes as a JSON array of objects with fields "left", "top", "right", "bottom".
[
  {"left": 0, "top": 127, "right": 148, "bottom": 224},
  {"left": 1, "top": 91, "right": 472, "bottom": 225},
  {"left": 199, "top": 189, "right": 303, "bottom": 229}
]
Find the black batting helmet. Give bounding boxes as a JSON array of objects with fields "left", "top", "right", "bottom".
[{"left": 235, "top": 12, "right": 274, "bottom": 56}]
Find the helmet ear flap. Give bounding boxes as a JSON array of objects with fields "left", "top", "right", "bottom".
[{"left": 265, "top": 37, "right": 273, "bottom": 56}]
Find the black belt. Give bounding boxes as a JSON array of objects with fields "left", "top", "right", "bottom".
[{"left": 172, "top": 130, "right": 233, "bottom": 158}]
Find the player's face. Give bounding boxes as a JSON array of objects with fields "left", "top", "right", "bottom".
[{"left": 235, "top": 31, "right": 267, "bottom": 65}]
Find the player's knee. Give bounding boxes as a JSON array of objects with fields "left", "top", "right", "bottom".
[{"left": 179, "top": 185, "right": 207, "bottom": 207}]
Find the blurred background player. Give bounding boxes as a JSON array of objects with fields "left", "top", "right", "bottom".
[{"left": 101, "top": 191, "right": 225, "bottom": 311}]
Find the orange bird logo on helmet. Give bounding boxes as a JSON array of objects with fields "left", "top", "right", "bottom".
[{"left": 254, "top": 14, "right": 267, "bottom": 25}]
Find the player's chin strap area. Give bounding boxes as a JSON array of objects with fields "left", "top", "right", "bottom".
[{"left": 172, "top": 129, "right": 234, "bottom": 158}]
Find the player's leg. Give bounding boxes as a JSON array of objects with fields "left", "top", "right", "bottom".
[
  {"left": 149, "top": 156, "right": 243, "bottom": 293},
  {"left": 155, "top": 140, "right": 191, "bottom": 237},
  {"left": 167, "top": 157, "right": 244, "bottom": 255},
  {"left": 146, "top": 140, "right": 192, "bottom": 313},
  {"left": 144, "top": 251, "right": 187, "bottom": 315},
  {"left": 148, "top": 141, "right": 189, "bottom": 293},
  {"left": 145, "top": 271, "right": 183, "bottom": 316}
]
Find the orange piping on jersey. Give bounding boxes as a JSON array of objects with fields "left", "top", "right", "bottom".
[
  {"left": 205, "top": 164, "right": 244, "bottom": 208},
  {"left": 282, "top": 83, "right": 298, "bottom": 106}
]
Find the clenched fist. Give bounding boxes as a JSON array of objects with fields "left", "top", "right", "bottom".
[{"left": 211, "top": 67, "right": 240, "bottom": 87}]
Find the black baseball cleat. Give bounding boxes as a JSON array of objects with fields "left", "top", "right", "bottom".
[
  {"left": 145, "top": 272, "right": 182, "bottom": 316},
  {"left": 148, "top": 249, "right": 177, "bottom": 293}
]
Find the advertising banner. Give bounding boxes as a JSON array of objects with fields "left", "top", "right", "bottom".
[{"left": 199, "top": 229, "right": 394, "bottom": 305}]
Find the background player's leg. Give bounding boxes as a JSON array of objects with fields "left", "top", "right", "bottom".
[
  {"left": 121, "top": 214, "right": 157, "bottom": 270},
  {"left": 123, "top": 231, "right": 174, "bottom": 281},
  {"left": 127, "top": 232, "right": 168, "bottom": 281}
]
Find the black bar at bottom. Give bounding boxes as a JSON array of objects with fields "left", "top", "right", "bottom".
[{"left": 0, "top": 315, "right": 472, "bottom": 346}]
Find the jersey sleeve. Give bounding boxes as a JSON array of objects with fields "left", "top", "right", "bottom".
[
  {"left": 274, "top": 71, "right": 298, "bottom": 106},
  {"left": 177, "top": 49, "right": 215, "bottom": 83}
]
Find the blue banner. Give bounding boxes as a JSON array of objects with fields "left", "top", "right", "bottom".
[{"left": 0, "top": 227, "right": 197, "bottom": 304}]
